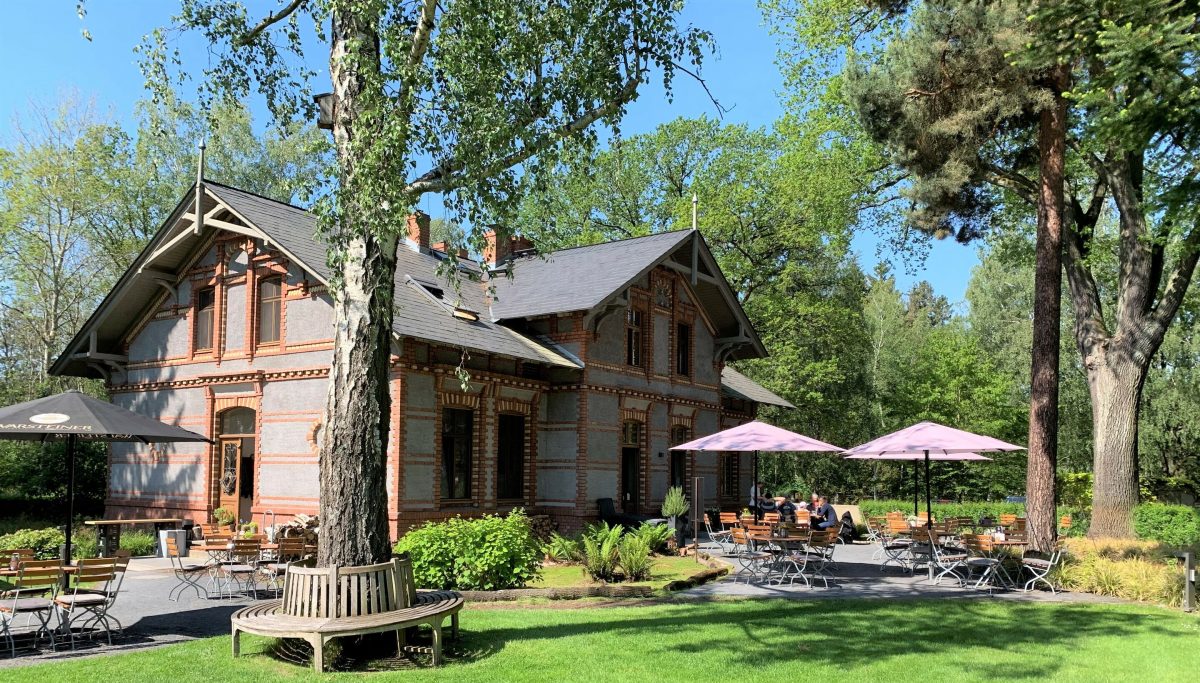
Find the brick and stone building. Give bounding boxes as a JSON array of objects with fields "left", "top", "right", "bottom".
[{"left": 51, "top": 182, "right": 791, "bottom": 535}]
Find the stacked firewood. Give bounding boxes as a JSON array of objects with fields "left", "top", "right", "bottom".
[
  {"left": 276, "top": 513, "right": 320, "bottom": 545},
  {"left": 527, "top": 514, "right": 557, "bottom": 542}
]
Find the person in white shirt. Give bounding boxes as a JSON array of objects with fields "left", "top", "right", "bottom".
[{"left": 748, "top": 481, "right": 774, "bottom": 517}]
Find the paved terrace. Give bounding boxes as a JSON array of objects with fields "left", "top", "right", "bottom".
[{"left": 1, "top": 540, "right": 1117, "bottom": 668}]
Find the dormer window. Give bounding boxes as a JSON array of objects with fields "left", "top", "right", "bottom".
[
  {"left": 257, "top": 277, "right": 282, "bottom": 345},
  {"left": 193, "top": 287, "right": 215, "bottom": 352}
]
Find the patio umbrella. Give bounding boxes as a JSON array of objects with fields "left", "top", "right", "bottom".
[
  {"left": 670, "top": 420, "right": 843, "bottom": 521},
  {"left": 0, "top": 390, "right": 210, "bottom": 562},
  {"left": 843, "top": 421, "right": 1022, "bottom": 527}
]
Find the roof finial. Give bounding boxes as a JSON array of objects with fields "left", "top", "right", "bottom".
[
  {"left": 691, "top": 192, "right": 698, "bottom": 232},
  {"left": 194, "top": 139, "right": 206, "bottom": 235}
]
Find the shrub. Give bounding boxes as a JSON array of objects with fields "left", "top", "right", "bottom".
[
  {"left": 661, "top": 486, "right": 689, "bottom": 519},
  {"left": 544, "top": 532, "right": 582, "bottom": 563},
  {"left": 213, "top": 507, "right": 235, "bottom": 526},
  {"left": 393, "top": 510, "right": 541, "bottom": 591},
  {"left": 857, "top": 499, "right": 1025, "bottom": 522},
  {"left": 72, "top": 526, "right": 99, "bottom": 559},
  {"left": 1057, "top": 472, "right": 1093, "bottom": 508},
  {"left": 617, "top": 534, "right": 653, "bottom": 581},
  {"left": 0, "top": 527, "right": 65, "bottom": 559},
  {"left": 632, "top": 522, "right": 673, "bottom": 554},
  {"left": 121, "top": 530, "right": 160, "bottom": 556},
  {"left": 1132, "top": 503, "right": 1200, "bottom": 548},
  {"left": 1058, "top": 538, "right": 1187, "bottom": 607},
  {"left": 580, "top": 522, "right": 623, "bottom": 583}
]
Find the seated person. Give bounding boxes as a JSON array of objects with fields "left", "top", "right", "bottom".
[
  {"left": 809, "top": 492, "right": 820, "bottom": 512},
  {"left": 812, "top": 495, "right": 838, "bottom": 530},
  {"left": 748, "top": 481, "right": 771, "bottom": 517},
  {"left": 778, "top": 495, "right": 797, "bottom": 522}
]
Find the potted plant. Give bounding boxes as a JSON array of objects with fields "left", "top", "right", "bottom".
[
  {"left": 213, "top": 507, "right": 235, "bottom": 529},
  {"left": 239, "top": 521, "right": 259, "bottom": 538},
  {"left": 662, "top": 486, "right": 690, "bottom": 551}
]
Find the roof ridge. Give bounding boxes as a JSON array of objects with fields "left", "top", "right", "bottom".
[
  {"left": 513, "top": 228, "right": 694, "bottom": 259},
  {"left": 204, "top": 179, "right": 314, "bottom": 213}
]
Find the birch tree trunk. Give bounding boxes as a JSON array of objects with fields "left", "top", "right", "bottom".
[
  {"left": 317, "top": 8, "right": 397, "bottom": 568},
  {"left": 1025, "top": 65, "right": 1067, "bottom": 552}
]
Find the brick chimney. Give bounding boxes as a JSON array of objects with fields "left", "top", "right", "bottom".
[
  {"left": 483, "top": 229, "right": 534, "bottom": 266},
  {"left": 406, "top": 211, "right": 430, "bottom": 249}
]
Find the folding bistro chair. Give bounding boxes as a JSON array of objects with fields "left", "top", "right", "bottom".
[
  {"left": 801, "top": 527, "right": 840, "bottom": 588},
  {"left": 961, "top": 534, "right": 1015, "bottom": 592},
  {"left": 214, "top": 539, "right": 262, "bottom": 598},
  {"left": 730, "top": 528, "right": 771, "bottom": 584},
  {"left": 719, "top": 511, "right": 741, "bottom": 530},
  {"left": 258, "top": 536, "right": 307, "bottom": 594},
  {"left": 72, "top": 549, "right": 131, "bottom": 633},
  {"left": 879, "top": 518, "right": 914, "bottom": 572},
  {"left": 55, "top": 558, "right": 119, "bottom": 648},
  {"left": 1, "top": 559, "right": 62, "bottom": 656},
  {"left": 923, "top": 527, "right": 968, "bottom": 586},
  {"left": 700, "top": 516, "right": 734, "bottom": 555},
  {"left": 166, "top": 535, "right": 209, "bottom": 601},
  {"left": 1021, "top": 544, "right": 1064, "bottom": 594}
]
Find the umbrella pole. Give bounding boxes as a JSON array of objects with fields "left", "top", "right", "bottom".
[
  {"left": 64, "top": 434, "right": 76, "bottom": 567},
  {"left": 753, "top": 450, "right": 760, "bottom": 522},
  {"left": 924, "top": 450, "right": 932, "bottom": 528}
]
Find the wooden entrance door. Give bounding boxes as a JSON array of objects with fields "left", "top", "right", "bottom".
[{"left": 218, "top": 438, "right": 242, "bottom": 516}]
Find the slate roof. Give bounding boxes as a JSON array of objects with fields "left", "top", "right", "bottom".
[
  {"left": 488, "top": 231, "right": 695, "bottom": 320},
  {"left": 207, "top": 182, "right": 580, "bottom": 368},
  {"left": 720, "top": 366, "right": 794, "bottom": 408}
]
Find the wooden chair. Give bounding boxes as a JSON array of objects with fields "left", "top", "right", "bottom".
[
  {"left": 998, "top": 514, "right": 1018, "bottom": 528},
  {"left": 879, "top": 519, "right": 914, "bottom": 572},
  {"left": 199, "top": 523, "right": 231, "bottom": 542},
  {"left": 1, "top": 559, "right": 62, "bottom": 656},
  {"left": 166, "top": 536, "right": 209, "bottom": 602},
  {"left": 1059, "top": 515, "right": 1073, "bottom": 532},
  {"left": 215, "top": 539, "right": 262, "bottom": 599},
  {"left": 729, "top": 528, "right": 771, "bottom": 584},
  {"left": 961, "top": 534, "right": 1013, "bottom": 591},
  {"left": 718, "top": 511, "right": 740, "bottom": 530},
  {"left": 3, "top": 548, "right": 36, "bottom": 565},
  {"left": 802, "top": 527, "right": 840, "bottom": 588},
  {"left": 55, "top": 558, "right": 119, "bottom": 648},
  {"left": 762, "top": 511, "right": 781, "bottom": 525},
  {"left": 259, "top": 536, "right": 309, "bottom": 593}
]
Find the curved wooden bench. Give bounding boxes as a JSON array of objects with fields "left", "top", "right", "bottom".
[{"left": 231, "top": 557, "right": 462, "bottom": 671}]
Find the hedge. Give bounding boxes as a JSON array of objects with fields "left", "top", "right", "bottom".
[
  {"left": 856, "top": 499, "right": 1026, "bottom": 522},
  {"left": 1132, "top": 503, "right": 1200, "bottom": 548}
]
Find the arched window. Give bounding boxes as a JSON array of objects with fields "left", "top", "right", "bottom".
[{"left": 257, "top": 277, "right": 283, "bottom": 345}]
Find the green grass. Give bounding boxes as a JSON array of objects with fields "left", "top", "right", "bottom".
[
  {"left": 534, "top": 555, "right": 703, "bottom": 589},
  {"left": 7, "top": 599, "right": 1199, "bottom": 682}
]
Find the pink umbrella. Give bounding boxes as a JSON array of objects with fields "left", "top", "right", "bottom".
[
  {"left": 843, "top": 421, "right": 1023, "bottom": 521},
  {"left": 671, "top": 421, "right": 842, "bottom": 521}
]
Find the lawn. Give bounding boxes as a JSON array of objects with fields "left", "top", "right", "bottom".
[
  {"left": 7, "top": 599, "right": 1198, "bottom": 682},
  {"left": 534, "top": 555, "right": 706, "bottom": 589}
]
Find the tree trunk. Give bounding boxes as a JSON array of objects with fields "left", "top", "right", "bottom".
[
  {"left": 1026, "top": 64, "right": 1067, "bottom": 553},
  {"left": 1085, "top": 343, "right": 1146, "bottom": 538},
  {"left": 317, "top": 7, "right": 395, "bottom": 568}
]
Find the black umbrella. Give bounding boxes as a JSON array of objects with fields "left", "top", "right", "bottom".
[{"left": 0, "top": 390, "right": 210, "bottom": 561}]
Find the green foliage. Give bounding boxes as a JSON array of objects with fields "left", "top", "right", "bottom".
[
  {"left": 392, "top": 510, "right": 541, "bottom": 591},
  {"left": 1132, "top": 504, "right": 1200, "bottom": 548},
  {"left": 1058, "top": 538, "right": 1187, "bottom": 607},
  {"left": 616, "top": 534, "right": 654, "bottom": 582},
  {"left": 1058, "top": 473, "right": 1094, "bottom": 509},
  {"left": 0, "top": 527, "right": 65, "bottom": 560},
  {"left": 212, "top": 507, "right": 235, "bottom": 526},
  {"left": 543, "top": 532, "right": 582, "bottom": 564},
  {"left": 632, "top": 522, "right": 674, "bottom": 555},
  {"left": 120, "top": 530, "right": 160, "bottom": 557},
  {"left": 858, "top": 499, "right": 1026, "bottom": 522},
  {"left": 72, "top": 526, "right": 99, "bottom": 559},
  {"left": 580, "top": 522, "right": 623, "bottom": 583},
  {"left": 661, "top": 487, "right": 689, "bottom": 519}
]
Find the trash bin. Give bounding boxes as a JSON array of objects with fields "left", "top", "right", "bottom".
[{"left": 159, "top": 529, "right": 189, "bottom": 558}]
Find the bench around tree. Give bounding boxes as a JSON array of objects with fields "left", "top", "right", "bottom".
[{"left": 230, "top": 556, "right": 462, "bottom": 671}]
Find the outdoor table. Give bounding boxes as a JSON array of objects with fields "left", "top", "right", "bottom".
[
  {"left": 0, "top": 564, "right": 78, "bottom": 578},
  {"left": 85, "top": 518, "right": 182, "bottom": 558}
]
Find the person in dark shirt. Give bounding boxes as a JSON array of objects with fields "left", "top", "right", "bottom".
[
  {"left": 812, "top": 495, "right": 838, "bottom": 529},
  {"left": 778, "top": 492, "right": 798, "bottom": 522}
]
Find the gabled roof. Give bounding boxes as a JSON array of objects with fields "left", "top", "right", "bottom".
[
  {"left": 51, "top": 182, "right": 580, "bottom": 378},
  {"left": 489, "top": 231, "right": 693, "bottom": 319},
  {"left": 489, "top": 229, "right": 767, "bottom": 360},
  {"left": 720, "top": 366, "right": 794, "bottom": 409}
]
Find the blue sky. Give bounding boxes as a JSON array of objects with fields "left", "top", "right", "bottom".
[{"left": 0, "top": 1, "right": 979, "bottom": 302}]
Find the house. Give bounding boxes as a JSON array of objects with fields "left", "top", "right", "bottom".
[{"left": 50, "top": 181, "right": 792, "bottom": 534}]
